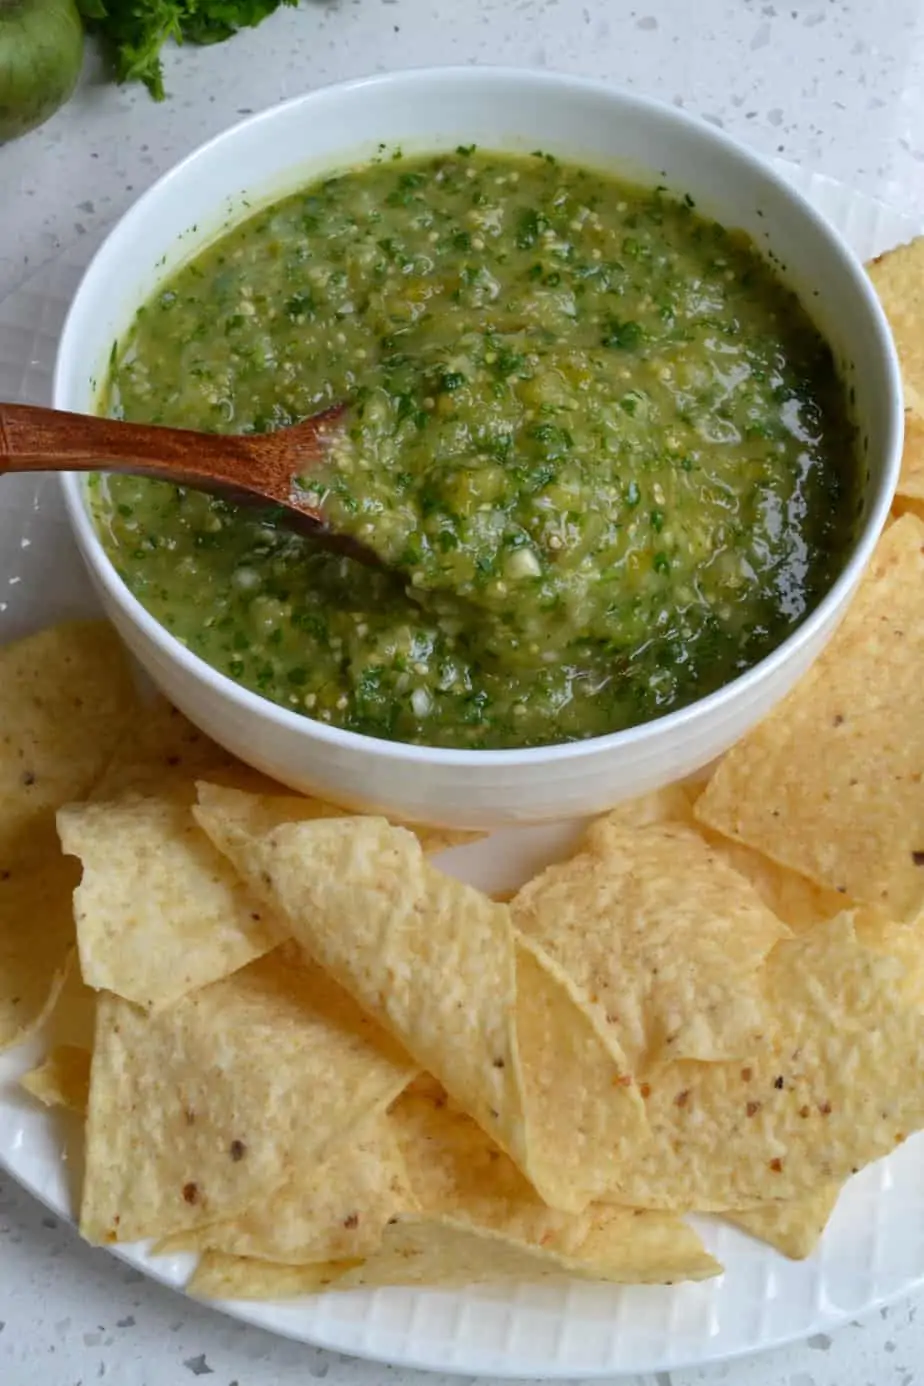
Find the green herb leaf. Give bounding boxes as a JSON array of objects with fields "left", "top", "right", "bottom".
[
  {"left": 601, "top": 318, "right": 643, "bottom": 350},
  {"left": 80, "top": 0, "right": 299, "bottom": 100}
]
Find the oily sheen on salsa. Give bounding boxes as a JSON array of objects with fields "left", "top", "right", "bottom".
[{"left": 96, "top": 149, "right": 858, "bottom": 750}]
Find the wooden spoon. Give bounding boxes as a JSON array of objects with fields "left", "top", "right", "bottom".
[{"left": 0, "top": 401, "right": 376, "bottom": 560}]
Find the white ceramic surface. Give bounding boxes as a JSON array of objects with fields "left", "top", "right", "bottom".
[
  {"left": 1, "top": 155, "right": 923, "bottom": 1380},
  {"left": 51, "top": 68, "right": 904, "bottom": 830}
]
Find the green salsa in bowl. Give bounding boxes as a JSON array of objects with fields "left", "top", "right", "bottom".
[
  {"left": 94, "top": 147, "right": 858, "bottom": 752},
  {"left": 55, "top": 68, "right": 901, "bottom": 827}
]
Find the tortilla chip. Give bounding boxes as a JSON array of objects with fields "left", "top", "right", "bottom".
[
  {"left": 409, "top": 824, "right": 483, "bottom": 855},
  {"left": 80, "top": 944, "right": 416, "bottom": 1244},
  {"left": 898, "top": 399, "right": 924, "bottom": 502},
  {"left": 849, "top": 912, "right": 924, "bottom": 1012},
  {"left": 0, "top": 621, "right": 136, "bottom": 865},
  {"left": 196, "top": 797, "right": 648, "bottom": 1211},
  {"left": 0, "top": 850, "right": 78, "bottom": 1050},
  {"left": 195, "top": 781, "right": 477, "bottom": 860},
  {"left": 189, "top": 1253, "right": 357, "bottom": 1300},
  {"left": 335, "top": 1211, "right": 719, "bottom": 1289},
  {"left": 727, "top": 1182, "right": 842, "bottom": 1259},
  {"left": 696, "top": 830, "right": 849, "bottom": 933},
  {"left": 868, "top": 241, "right": 924, "bottom": 498},
  {"left": 155, "top": 1109, "right": 413, "bottom": 1264},
  {"left": 514, "top": 937, "right": 648, "bottom": 1211},
  {"left": 91, "top": 699, "right": 241, "bottom": 802},
  {"left": 97, "top": 704, "right": 480, "bottom": 853},
  {"left": 601, "top": 911, "right": 924, "bottom": 1209},
  {"left": 391, "top": 1077, "right": 705, "bottom": 1282},
  {"left": 893, "top": 493, "right": 924, "bottom": 524},
  {"left": 686, "top": 767, "right": 845, "bottom": 934},
  {"left": 193, "top": 801, "right": 527, "bottom": 1174},
  {"left": 392, "top": 1079, "right": 532, "bottom": 1215},
  {"left": 21, "top": 1044, "right": 91, "bottom": 1113},
  {"left": 600, "top": 784, "right": 697, "bottom": 830},
  {"left": 58, "top": 794, "right": 281, "bottom": 1010},
  {"left": 43, "top": 956, "right": 98, "bottom": 1050},
  {"left": 696, "top": 514, "right": 924, "bottom": 920},
  {"left": 512, "top": 820, "right": 787, "bottom": 1073}
]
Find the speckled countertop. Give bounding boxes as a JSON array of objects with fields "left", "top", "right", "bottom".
[{"left": 3, "top": 2, "right": 924, "bottom": 1382}]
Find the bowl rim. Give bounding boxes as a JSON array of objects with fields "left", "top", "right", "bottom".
[{"left": 56, "top": 63, "right": 904, "bottom": 770}]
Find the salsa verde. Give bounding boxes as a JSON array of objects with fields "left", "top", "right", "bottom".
[{"left": 96, "top": 148, "right": 858, "bottom": 749}]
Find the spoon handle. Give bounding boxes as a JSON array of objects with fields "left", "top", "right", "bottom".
[{"left": 0, "top": 402, "right": 258, "bottom": 491}]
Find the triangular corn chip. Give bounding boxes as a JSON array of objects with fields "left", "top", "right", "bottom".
[
  {"left": 727, "top": 1182, "right": 841, "bottom": 1260},
  {"left": 513, "top": 819, "right": 788, "bottom": 1072},
  {"left": 195, "top": 781, "right": 478, "bottom": 860},
  {"left": 0, "top": 621, "right": 135, "bottom": 863},
  {"left": 21, "top": 1043, "right": 91, "bottom": 1113},
  {"left": 601, "top": 912, "right": 924, "bottom": 1209},
  {"left": 514, "top": 937, "right": 647, "bottom": 1210},
  {"left": 58, "top": 794, "right": 281, "bottom": 1010},
  {"left": 696, "top": 515, "right": 924, "bottom": 920},
  {"left": 188, "top": 1254, "right": 357, "bottom": 1300},
  {"left": 81, "top": 944, "right": 416, "bottom": 1244},
  {"left": 91, "top": 699, "right": 242, "bottom": 802},
  {"left": 335, "top": 1211, "right": 719, "bottom": 1289},
  {"left": 0, "top": 851, "right": 76, "bottom": 1050},
  {"left": 154, "top": 1108, "right": 413, "bottom": 1264}
]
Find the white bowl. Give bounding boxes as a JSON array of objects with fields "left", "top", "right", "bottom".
[{"left": 55, "top": 67, "right": 903, "bottom": 829}]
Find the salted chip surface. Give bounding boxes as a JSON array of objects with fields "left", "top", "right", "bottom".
[
  {"left": 21, "top": 1043, "right": 91, "bottom": 1114},
  {"left": 91, "top": 699, "right": 242, "bottom": 802},
  {"left": 600, "top": 784, "right": 697, "bottom": 830},
  {"left": 512, "top": 819, "right": 787, "bottom": 1073},
  {"left": 43, "top": 957, "right": 98, "bottom": 1050},
  {"left": 696, "top": 514, "right": 924, "bottom": 920},
  {"left": 193, "top": 800, "right": 527, "bottom": 1173},
  {"left": 189, "top": 1254, "right": 356, "bottom": 1300},
  {"left": 0, "top": 622, "right": 135, "bottom": 1047},
  {"left": 514, "top": 937, "right": 648, "bottom": 1211},
  {"left": 391, "top": 1078, "right": 707, "bottom": 1282},
  {"left": 696, "top": 831, "right": 849, "bottom": 933},
  {"left": 156, "top": 1109, "right": 413, "bottom": 1264},
  {"left": 80, "top": 944, "right": 416, "bottom": 1244},
  {"left": 607, "top": 788, "right": 846, "bottom": 933},
  {"left": 898, "top": 397, "right": 924, "bottom": 501},
  {"left": 894, "top": 493, "right": 924, "bottom": 524},
  {"left": 727, "top": 1183, "right": 842, "bottom": 1260},
  {"left": 0, "top": 851, "right": 77, "bottom": 1051},
  {"left": 336, "top": 1210, "right": 719, "bottom": 1289},
  {"left": 58, "top": 794, "right": 281, "bottom": 1010},
  {"left": 0, "top": 621, "right": 136, "bottom": 864},
  {"left": 392, "top": 1077, "right": 533, "bottom": 1218},
  {"left": 195, "top": 782, "right": 479, "bottom": 859},
  {"left": 601, "top": 911, "right": 924, "bottom": 1209},
  {"left": 868, "top": 240, "right": 924, "bottom": 498}
]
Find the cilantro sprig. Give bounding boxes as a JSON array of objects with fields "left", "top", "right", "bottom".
[{"left": 77, "top": 0, "right": 298, "bottom": 100}]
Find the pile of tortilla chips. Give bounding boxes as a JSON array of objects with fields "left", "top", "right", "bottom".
[{"left": 2, "top": 240, "right": 924, "bottom": 1303}]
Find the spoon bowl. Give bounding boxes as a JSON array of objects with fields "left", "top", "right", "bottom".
[{"left": 0, "top": 402, "right": 371, "bottom": 553}]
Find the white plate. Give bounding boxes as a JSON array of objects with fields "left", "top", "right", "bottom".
[{"left": 0, "top": 160, "right": 921, "bottom": 1379}]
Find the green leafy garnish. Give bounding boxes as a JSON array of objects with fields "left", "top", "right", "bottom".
[{"left": 77, "top": 0, "right": 298, "bottom": 100}]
